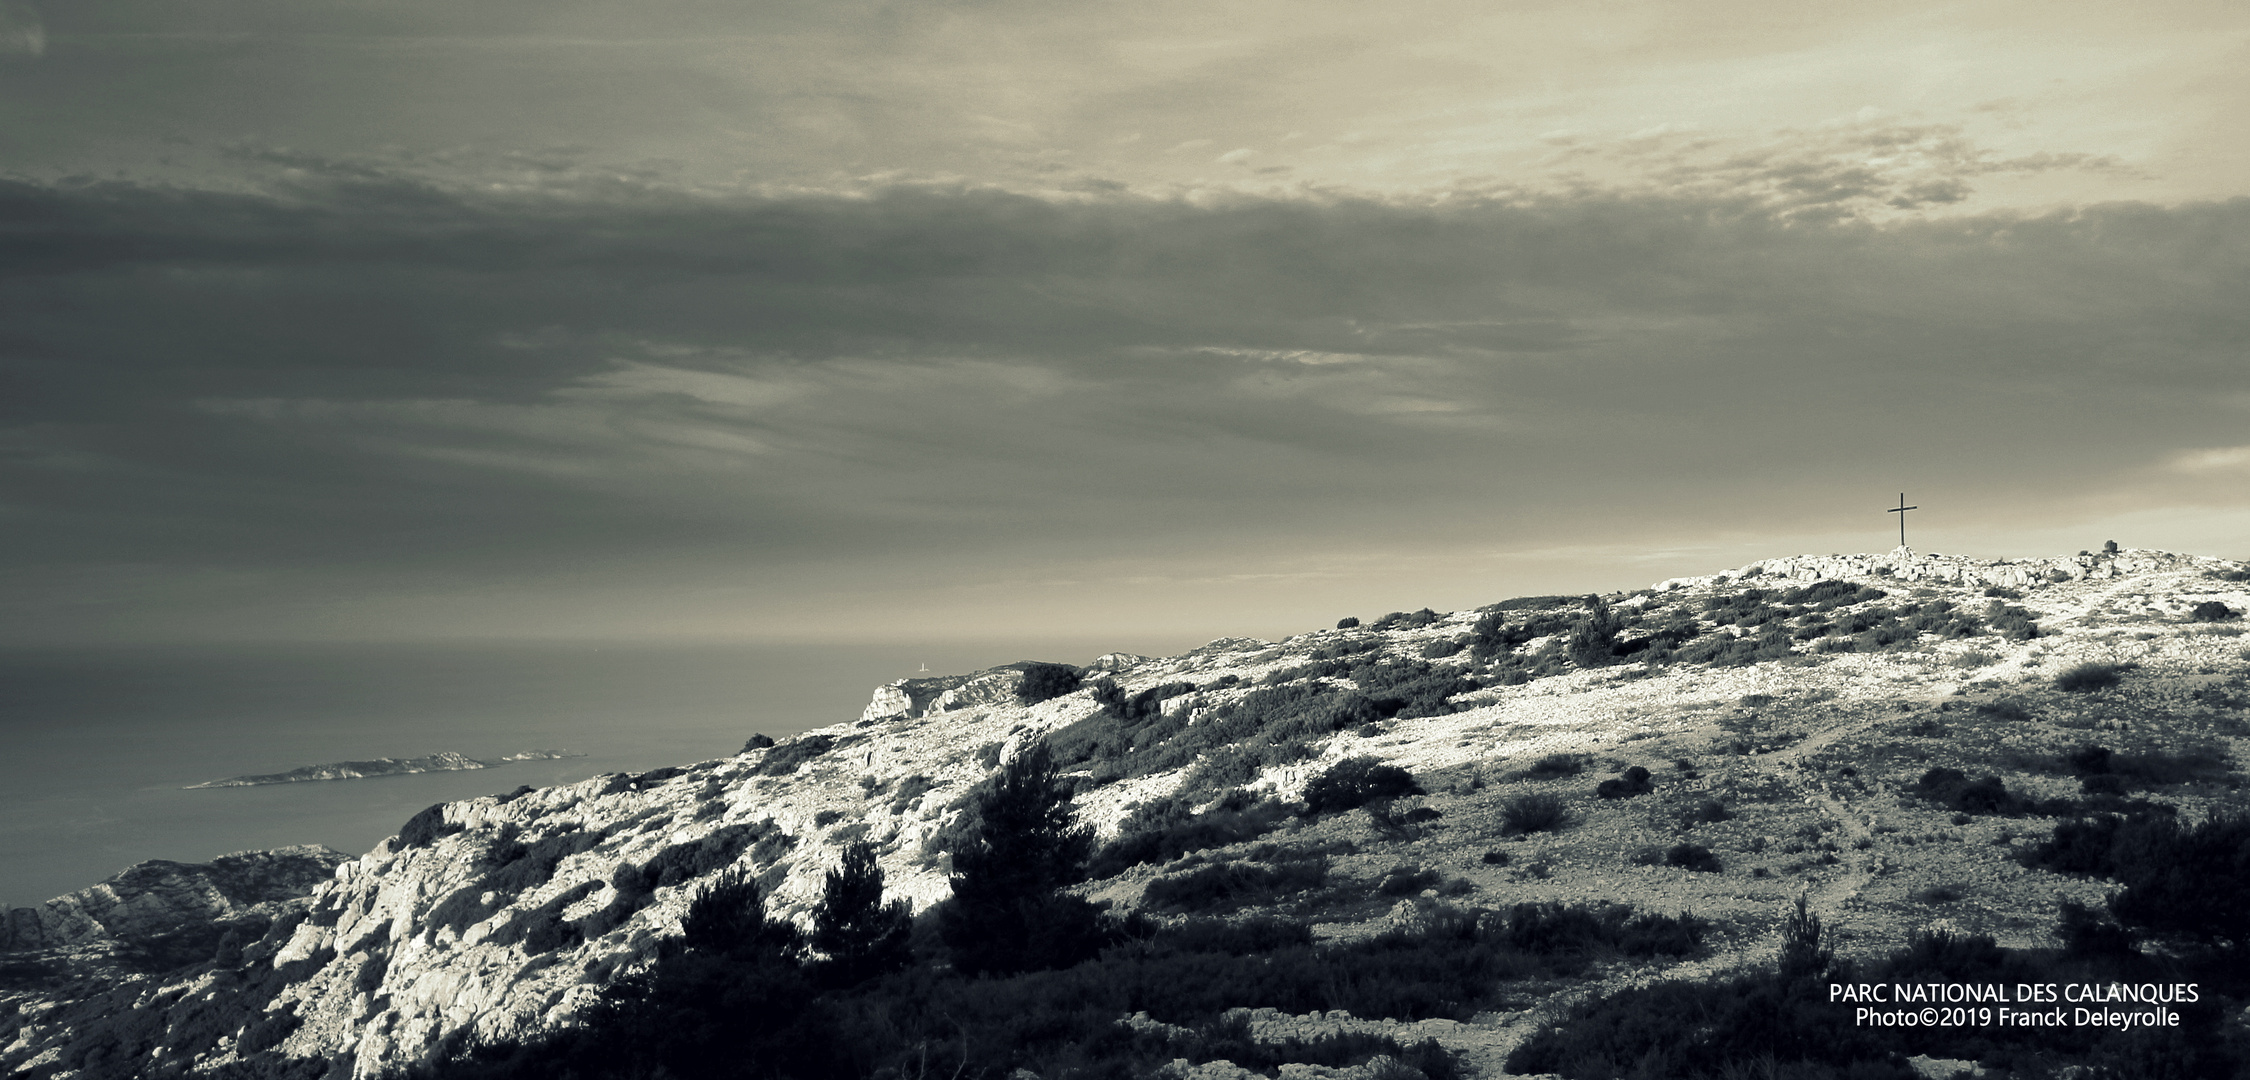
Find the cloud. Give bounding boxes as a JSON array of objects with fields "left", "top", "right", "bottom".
[
  {"left": 3, "top": 166, "right": 2247, "bottom": 641},
  {"left": 2169, "top": 446, "right": 2250, "bottom": 474},
  {"left": 1529, "top": 119, "right": 2138, "bottom": 222},
  {"left": 0, "top": 0, "right": 42, "bottom": 58}
]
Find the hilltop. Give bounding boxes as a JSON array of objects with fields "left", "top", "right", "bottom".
[{"left": 3, "top": 546, "right": 2247, "bottom": 1080}]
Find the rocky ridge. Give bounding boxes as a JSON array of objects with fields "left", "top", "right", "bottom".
[
  {"left": 3, "top": 547, "right": 2247, "bottom": 1080},
  {"left": 0, "top": 846, "right": 349, "bottom": 969}
]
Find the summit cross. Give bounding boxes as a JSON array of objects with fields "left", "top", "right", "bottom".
[{"left": 1887, "top": 493, "right": 1917, "bottom": 548}]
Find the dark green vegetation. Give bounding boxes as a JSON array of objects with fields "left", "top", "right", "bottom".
[
  {"left": 2054, "top": 661, "right": 2133, "bottom": 693},
  {"left": 1016, "top": 662, "right": 1084, "bottom": 705},
  {"left": 1302, "top": 756, "right": 1425, "bottom": 815},
  {"left": 1509, "top": 896, "right": 2250, "bottom": 1080},
  {"left": 2020, "top": 808, "right": 2250, "bottom": 951},
  {"left": 935, "top": 742, "right": 1106, "bottom": 976},
  {"left": 384, "top": 744, "right": 1719, "bottom": 1080},
  {"left": 1499, "top": 792, "right": 1570, "bottom": 835}
]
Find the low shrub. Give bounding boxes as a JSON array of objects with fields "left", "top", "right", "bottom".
[
  {"left": 1377, "top": 866, "right": 1443, "bottom": 896},
  {"left": 1516, "top": 753, "right": 1584, "bottom": 780},
  {"left": 2056, "top": 661, "right": 2133, "bottom": 693},
  {"left": 1090, "top": 792, "right": 1290, "bottom": 876},
  {"left": 755, "top": 734, "right": 837, "bottom": 776},
  {"left": 1662, "top": 843, "right": 1720, "bottom": 872},
  {"left": 1975, "top": 698, "right": 2032, "bottom": 721},
  {"left": 1142, "top": 857, "right": 1329, "bottom": 914},
  {"left": 2016, "top": 806, "right": 2179, "bottom": 876},
  {"left": 1500, "top": 792, "right": 1570, "bottom": 835},
  {"left": 2190, "top": 601, "right": 2241, "bottom": 622},
  {"left": 1985, "top": 602, "right": 2041, "bottom": 641},
  {"left": 1594, "top": 766, "right": 1653, "bottom": 800},
  {"left": 1304, "top": 757, "right": 1424, "bottom": 816},
  {"left": 1016, "top": 662, "right": 1084, "bottom": 705},
  {"left": 1680, "top": 798, "right": 1733, "bottom": 825},
  {"left": 1336, "top": 616, "right": 1361, "bottom": 628},
  {"left": 1154, "top": 915, "right": 1317, "bottom": 955},
  {"left": 1418, "top": 638, "right": 1465, "bottom": 659},
  {"left": 887, "top": 774, "right": 934, "bottom": 815},
  {"left": 1907, "top": 768, "right": 2071, "bottom": 816},
  {"left": 1484, "top": 902, "right": 1707, "bottom": 958}
]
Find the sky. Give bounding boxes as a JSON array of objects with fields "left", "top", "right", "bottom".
[{"left": 3, "top": 0, "right": 2248, "bottom": 647}]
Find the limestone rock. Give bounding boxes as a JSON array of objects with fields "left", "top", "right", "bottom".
[{"left": 0, "top": 845, "right": 348, "bottom": 952}]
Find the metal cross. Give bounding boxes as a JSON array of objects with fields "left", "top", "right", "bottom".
[{"left": 1887, "top": 493, "right": 1917, "bottom": 548}]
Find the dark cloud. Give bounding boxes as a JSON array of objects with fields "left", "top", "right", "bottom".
[{"left": 4, "top": 167, "right": 2247, "bottom": 641}]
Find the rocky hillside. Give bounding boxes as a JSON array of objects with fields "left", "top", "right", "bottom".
[{"left": 3, "top": 546, "right": 2247, "bottom": 1080}]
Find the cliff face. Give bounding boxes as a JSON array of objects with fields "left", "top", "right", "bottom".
[
  {"left": 0, "top": 847, "right": 349, "bottom": 954},
  {"left": 4, "top": 548, "right": 2247, "bottom": 1080}
]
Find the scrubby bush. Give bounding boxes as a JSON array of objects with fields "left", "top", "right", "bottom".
[
  {"left": 886, "top": 774, "right": 934, "bottom": 815},
  {"left": 1142, "top": 857, "right": 1329, "bottom": 914},
  {"left": 1418, "top": 638, "right": 1465, "bottom": 659},
  {"left": 1516, "top": 753, "right": 1584, "bottom": 779},
  {"left": 1907, "top": 768, "right": 2069, "bottom": 816},
  {"left": 1154, "top": 914, "right": 1315, "bottom": 955},
  {"left": 1350, "top": 659, "right": 1476, "bottom": 719},
  {"left": 755, "top": 734, "right": 836, "bottom": 776},
  {"left": 1500, "top": 792, "right": 1570, "bottom": 835},
  {"left": 1564, "top": 603, "right": 1623, "bottom": 667},
  {"left": 1981, "top": 601, "right": 2039, "bottom": 641},
  {"left": 2191, "top": 601, "right": 2241, "bottom": 622},
  {"left": 1089, "top": 792, "right": 1290, "bottom": 875},
  {"left": 2107, "top": 809, "right": 2250, "bottom": 950},
  {"left": 1303, "top": 757, "right": 1424, "bottom": 816},
  {"left": 1336, "top": 616, "right": 1360, "bottom": 628},
  {"left": 1015, "top": 662, "right": 1083, "bottom": 705},
  {"left": 2055, "top": 661, "right": 2131, "bottom": 693},
  {"left": 1680, "top": 798, "right": 1734, "bottom": 826},
  {"left": 1594, "top": 766, "right": 1653, "bottom": 800},
  {"left": 741, "top": 733, "right": 775, "bottom": 752},
  {"left": 1378, "top": 866, "right": 1442, "bottom": 896},
  {"left": 1662, "top": 844, "right": 1720, "bottom": 872},
  {"left": 2018, "top": 807, "right": 2179, "bottom": 877},
  {"left": 1976, "top": 698, "right": 2033, "bottom": 721},
  {"left": 1484, "top": 902, "right": 1707, "bottom": 958}
]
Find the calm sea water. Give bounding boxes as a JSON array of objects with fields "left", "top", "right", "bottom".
[{"left": 0, "top": 636, "right": 1187, "bottom": 909}]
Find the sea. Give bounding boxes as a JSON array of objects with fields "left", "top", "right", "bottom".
[{"left": 0, "top": 636, "right": 1196, "bottom": 909}]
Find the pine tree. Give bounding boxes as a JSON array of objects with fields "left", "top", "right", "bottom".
[
  {"left": 939, "top": 741, "right": 1106, "bottom": 975},
  {"left": 680, "top": 867, "right": 800, "bottom": 964},
  {"left": 811, "top": 841, "right": 912, "bottom": 987}
]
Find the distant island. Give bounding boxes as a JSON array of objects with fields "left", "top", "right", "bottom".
[{"left": 184, "top": 749, "right": 583, "bottom": 789}]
